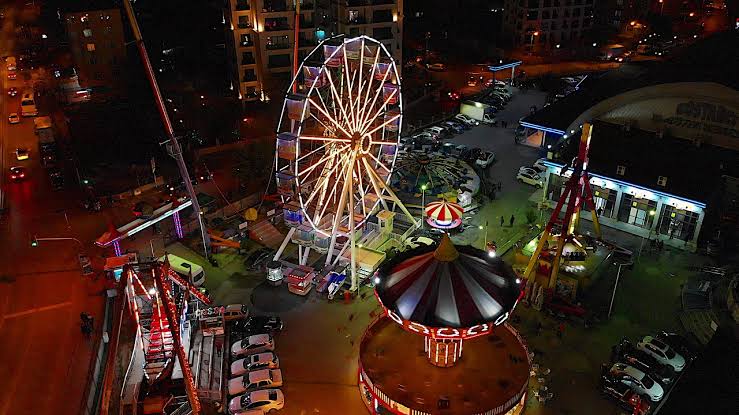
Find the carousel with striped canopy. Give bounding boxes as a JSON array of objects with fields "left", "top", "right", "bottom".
[
  {"left": 358, "top": 235, "right": 531, "bottom": 415},
  {"left": 374, "top": 234, "right": 521, "bottom": 366}
]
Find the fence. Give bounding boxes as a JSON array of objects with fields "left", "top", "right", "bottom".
[{"left": 80, "top": 290, "right": 117, "bottom": 415}]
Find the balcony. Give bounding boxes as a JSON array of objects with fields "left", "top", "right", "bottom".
[
  {"left": 237, "top": 22, "right": 252, "bottom": 29},
  {"left": 241, "top": 57, "right": 256, "bottom": 65},
  {"left": 235, "top": 1, "right": 250, "bottom": 11},
  {"left": 240, "top": 40, "right": 254, "bottom": 47},
  {"left": 371, "top": 0, "right": 394, "bottom": 5},
  {"left": 347, "top": 16, "right": 367, "bottom": 25},
  {"left": 266, "top": 42, "right": 291, "bottom": 50},
  {"left": 265, "top": 24, "right": 291, "bottom": 31},
  {"left": 299, "top": 18, "right": 314, "bottom": 28}
]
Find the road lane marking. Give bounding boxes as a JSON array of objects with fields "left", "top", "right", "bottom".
[{"left": 1, "top": 300, "right": 73, "bottom": 321}]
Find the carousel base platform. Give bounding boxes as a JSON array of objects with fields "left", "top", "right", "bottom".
[{"left": 358, "top": 317, "right": 530, "bottom": 415}]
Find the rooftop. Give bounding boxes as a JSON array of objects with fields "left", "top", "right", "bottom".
[
  {"left": 580, "top": 120, "right": 739, "bottom": 202},
  {"left": 523, "top": 31, "right": 739, "bottom": 133},
  {"left": 360, "top": 318, "right": 529, "bottom": 415}
]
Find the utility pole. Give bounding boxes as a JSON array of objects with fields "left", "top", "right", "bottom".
[{"left": 122, "top": 0, "right": 211, "bottom": 258}]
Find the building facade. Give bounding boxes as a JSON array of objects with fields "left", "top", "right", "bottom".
[
  {"left": 63, "top": 9, "right": 126, "bottom": 90},
  {"left": 225, "top": 0, "right": 402, "bottom": 103},
  {"left": 225, "top": 0, "right": 319, "bottom": 102},
  {"left": 329, "top": 0, "right": 403, "bottom": 64},
  {"left": 502, "top": 0, "right": 595, "bottom": 49}
]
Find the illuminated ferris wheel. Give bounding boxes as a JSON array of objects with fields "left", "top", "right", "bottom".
[{"left": 274, "top": 35, "right": 416, "bottom": 288}]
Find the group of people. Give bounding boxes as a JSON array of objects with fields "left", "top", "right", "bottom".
[{"left": 649, "top": 238, "right": 666, "bottom": 252}]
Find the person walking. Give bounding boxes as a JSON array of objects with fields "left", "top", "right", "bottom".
[
  {"left": 500, "top": 215, "right": 505, "bottom": 227},
  {"left": 557, "top": 322, "right": 564, "bottom": 339},
  {"left": 509, "top": 214, "right": 515, "bottom": 227}
]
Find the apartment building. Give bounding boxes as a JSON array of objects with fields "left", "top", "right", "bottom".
[
  {"left": 328, "top": 0, "right": 403, "bottom": 63},
  {"left": 502, "top": 0, "right": 595, "bottom": 50},
  {"left": 226, "top": 0, "right": 319, "bottom": 102},
  {"left": 226, "top": 0, "right": 402, "bottom": 103},
  {"left": 63, "top": 9, "right": 126, "bottom": 90}
]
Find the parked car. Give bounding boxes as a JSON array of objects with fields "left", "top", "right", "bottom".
[
  {"left": 426, "top": 126, "right": 447, "bottom": 138},
  {"left": 475, "top": 151, "right": 496, "bottom": 168},
  {"left": 231, "top": 352, "right": 280, "bottom": 376},
  {"left": 615, "top": 340, "right": 676, "bottom": 385},
  {"left": 532, "top": 158, "right": 548, "bottom": 173},
  {"left": 48, "top": 167, "right": 64, "bottom": 190},
  {"left": 233, "top": 316, "right": 284, "bottom": 336},
  {"left": 455, "top": 113, "right": 479, "bottom": 126},
  {"left": 228, "top": 389, "right": 284, "bottom": 415},
  {"left": 600, "top": 376, "right": 651, "bottom": 415},
  {"left": 656, "top": 331, "right": 696, "bottom": 361},
  {"left": 223, "top": 304, "right": 250, "bottom": 321},
  {"left": 467, "top": 76, "right": 478, "bottom": 87},
  {"left": 606, "top": 363, "right": 664, "bottom": 402},
  {"left": 443, "top": 121, "right": 466, "bottom": 133},
  {"left": 637, "top": 336, "right": 686, "bottom": 372},
  {"left": 7, "top": 87, "right": 17, "bottom": 97},
  {"left": 231, "top": 334, "right": 275, "bottom": 357},
  {"left": 8, "top": 112, "right": 20, "bottom": 124},
  {"left": 7, "top": 70, "right": 16, "bottom": 80},
  {"left": 517, "top": 169, "right": 543, "bottom": 187},
  {"left": 228, "top": 368, "right": 283, "bottom": 396}
]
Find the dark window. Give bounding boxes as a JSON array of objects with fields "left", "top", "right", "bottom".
[
  {"left": 238, "top": 16, "right": 251, "bottom": 28},
  {"left": 372, "top": 27, "right": 392, "bottom": 40},
  {"left": 268, "top": 54, "right": 291, "bottom": 68},
  {"left": 527, "top": 10, "right": 538, "bottom": 20},
  {"left": 264, "top": 17, "right": 289, "bottom": 31},
  {"left": 528, "top": 0, "right": 540, "bottom": 7},
  {"left": 241, "top": 52, "right": 255, "bottom": 64},
  {"left": 542, "top": 10, "right": 551, "bottom": 19},
  {"left": 658, "top": 206, "right": 698, "bottom": 241},
  {"left": 372, "top": 9, "right": 393, "bottom": 23},
  {"left": 583, "top": 186, "right": 617, "bottom": 218},
  {"left": 244, "top": 69, "right": 257, "bottom": 81}
]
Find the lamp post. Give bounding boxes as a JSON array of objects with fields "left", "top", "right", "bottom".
[
  {"left": 608, "top": 261, "right": 633, "bottom": 318},
  {"left": 530, "top": 31, "right": 539, "bottom": 53},
  {"left": 637, "top": 209, "right": 656, "bottom": 260},
  {"left": 659, "top": 0, "right": 664, "bottom": 15}
]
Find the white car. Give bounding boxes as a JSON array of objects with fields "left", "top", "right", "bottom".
[
  {"left": 228, "top": 369, "right": 283, "bottom": 396},
  {"left": 637, "top": 336, "right": 686, "bottom": 372},
  {"left": 475, "top": 151, "right": 496, "bottom": 168},
  {"left": 8, "top": 112, "right": 20, "bottom": 124},
  {"left": 228, "top": 389, "right": 284, "bottom": 414},
  {"left": 231, "top": 334, "right": 275, "bottom": 358},
  {"left": 609, "top": 363, "right": 664, "bottom": 402},
  {"left": 532, "top": 158, "right": 548, "bottom": 172},
  {"left": 517, "top": 169, "right": 543, "bottom": 187},
  {"left": 455, "top": 113, "right": 479, "bottom": 126},
  {"left": 231, "top": 352, "right": 280, "bottom": 376}
]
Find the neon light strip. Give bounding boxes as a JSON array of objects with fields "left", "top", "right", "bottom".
[
  {"left": 519, "top": 121, "right": 566, "bottom": 135},
  {"left": 173, "top": 211, "right": 183, "bottom": 239},
  {"left": 98, "top": 199, "right": 193, "bottom": 246},
  {"left": 542, "top": 160, "right": 707, "bottom": 208},
  {"left": 113, "top": 240, "right": 122, "bottom": 256},
  {"left": 487, "top": 61, "right": 522, "bottom": 71}
]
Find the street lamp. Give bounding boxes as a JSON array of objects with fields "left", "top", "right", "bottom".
[
  {"left": 637, "top": 209, "right": 657, "bottom": 259},
  {"left": 659, "top": 0, "right": 664, "bottom": 15},
  {"left": 530, "top": 31, "right": 539, "bottom": 52}
]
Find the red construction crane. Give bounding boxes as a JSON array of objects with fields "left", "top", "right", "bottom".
[{"left": 523, "top": 122, "right": 602, "bottom": 289}]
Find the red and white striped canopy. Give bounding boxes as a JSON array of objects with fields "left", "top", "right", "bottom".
[
  {"left": 375, "top": 237, "right": 521, "bottom": 330},
  {"left": 425, "top": 200, "right": 463, "bottom": 225}
]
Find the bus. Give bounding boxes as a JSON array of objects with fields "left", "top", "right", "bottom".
[{"left": 20, "top": 91, "right": 38, "bottom": 117}]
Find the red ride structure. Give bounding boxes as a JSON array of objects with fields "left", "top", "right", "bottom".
[
  {"left": 124, "top": 260, "right": 212, "bottom": 414},
  {"left": 523, "top": 122, "right": 602, "bottom": 289},
  {"left": 360, "top": 235, "right": 531, "bottom": 415}
]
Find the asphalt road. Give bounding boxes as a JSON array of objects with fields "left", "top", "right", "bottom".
[{"left": 0, "top": 3, "right": 106, "bottom": 414}]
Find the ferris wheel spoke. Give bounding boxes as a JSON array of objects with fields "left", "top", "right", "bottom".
[
  {"left": 324, "top": 70, "right": 354, "bottom": 136},
  {"left": 355, "top": 161, "right": 367, "bottom": 218},
  {"left": 370, "top": 140, "right": 398, "bottom": 146},
  {"left": 367, "top": 152, "right": 391, "bottom": 173},
  {"left": 299, "top": 135, "right": 351, "bottom": 144},
  {"left": 296, "top": 142, "right": 329, "bottom": 163},
  {"left": 342, "top": 52, "right": 358, "bottom": 132},
  {"left": 363, "top": 112, "right": 401, "bottom": 138},
  {"left": 315, "top": 90, "right": 338, "bottom": 132},
  {"left": 298, "top": 149, "right": 340, "bottom": 179},
  {"left": 354, "top": 39, "right": 366, "bottom": 132},
  {"left": 309, "top": 97, "right": 353, "bottom": 139},
  {"left": 357, "top": 48, "right": 381, "bottom": 130},
  {"left": 359, "top": 89, "right": 398, "bottom": 134},
  {"left": 357, "top": 58, "right": 392, "bottom": 130},
  {"left": 314, "top": 153, "right": 352, "bottom": 225}
]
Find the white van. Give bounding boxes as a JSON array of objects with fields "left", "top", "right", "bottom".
[
  {"left": 159, "top": 254, "right": 205, "bottom": 286},
  {"left": 20, "top": 92, "right": 38, "bottom": 117}
]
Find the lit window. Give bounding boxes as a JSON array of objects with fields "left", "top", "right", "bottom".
[
  {"left": 657, "top": 176, "right": 667, "bottom": 186},
  {"left": 83, "top": 28, "right": 93, "bottom": 37},
  {"left": 616, "top": 165, "right": 625, "bottom": 176},
  {"left": 86, "top": 43, "right": 96, "bottom": 52}
]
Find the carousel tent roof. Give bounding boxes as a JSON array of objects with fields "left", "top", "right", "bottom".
[{"left": 375, "top": 235, "right": 520, "bottom": 329}]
